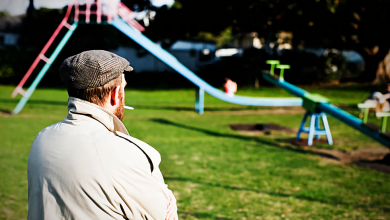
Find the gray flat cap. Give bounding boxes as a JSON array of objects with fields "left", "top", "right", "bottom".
[{"left": 59, "top": 50, "right": 133, "bottom": 89}]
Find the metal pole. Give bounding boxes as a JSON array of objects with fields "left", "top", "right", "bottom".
[
  {"left": 195, "top": 87, "right": 204, "bottom": 114},
  {"left": 382, "top": 117, "right": 388, "bottom": 133}
]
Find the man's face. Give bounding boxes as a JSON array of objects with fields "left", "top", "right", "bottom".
[{"left": 114, "top": 74, "right": 127, "bottom": 121}]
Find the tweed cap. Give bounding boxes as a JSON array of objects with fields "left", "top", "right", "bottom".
[{"left": 59, "top": 50, "right": 133, "bottom": 89}]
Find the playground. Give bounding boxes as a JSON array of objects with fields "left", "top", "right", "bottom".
[
  {"left": 1, "top": 84, "right": 390, "bottom": 219},
  {"left": 0, "top": 86, "right": 390, "bottom": 219},
  {"left": 1, "top": 0, "right": 390, "bottom": 219}
]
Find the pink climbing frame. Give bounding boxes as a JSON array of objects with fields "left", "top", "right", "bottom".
[{"left": 11, "top": 0, "right": 144, "bottom": 98}]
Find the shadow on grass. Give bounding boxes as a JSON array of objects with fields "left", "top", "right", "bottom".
[
  {"left": 132, "top": 105, "right": 268, "bottom": 112},
  {"left": 0, "top": 99, "right": 283, "bottom": 112},
  {"left": 150, "top": 118, "right": 341, "bottom": 160},
  {"left": 0, "top": 109, "right": 12, "bottom": 115},
  {"left": 333, "top": 103, "right": 360, "bottom": 110},
  {"left": 166, "top": 177, "right": 389, "bottom": 212},
  {"left": 0, "top": 98, "right": 198, "bottom": 110},
  {"left": 178, "top": 211, "right": 232, "bottom": 220},
  {"left": 152, "top": 119, "right": 390, "bottom": 210},
  {"left": 151, "top": 118, "right": 286, "bottom": 146},
  {"left": 134, "top": 104, "right": 358, "bottom": 112},
  {"left": 0, "top": 98, "right": 68, "bottom": 106}
]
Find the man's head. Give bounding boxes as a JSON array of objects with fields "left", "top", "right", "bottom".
[{"left": 59, "top": 50, "right": 132, "bottom": 121}]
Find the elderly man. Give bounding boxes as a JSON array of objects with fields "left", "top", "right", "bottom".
[{"left": 27, "top": 50, "right": 178, "bottom": 220}]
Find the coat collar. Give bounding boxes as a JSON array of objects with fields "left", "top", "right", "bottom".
[{"left": 67, "top": 97, "right": 129, "bottom": 135}]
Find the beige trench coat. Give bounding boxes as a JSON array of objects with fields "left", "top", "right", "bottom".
[{"left": 28, "top": 97, "right": 171, "bottom": 220}]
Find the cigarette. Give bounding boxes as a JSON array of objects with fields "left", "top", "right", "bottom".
[{"left": 124, "top": 106, "right": 134, "bottom": 110}]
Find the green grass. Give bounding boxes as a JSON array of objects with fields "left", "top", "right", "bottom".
[{"left": 0, "top": 84, "right": 389, "bottom": 220}]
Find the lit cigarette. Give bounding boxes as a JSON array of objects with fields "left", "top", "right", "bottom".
[{"left": 124, "top": 106, "right": 134, "bottom": 110}]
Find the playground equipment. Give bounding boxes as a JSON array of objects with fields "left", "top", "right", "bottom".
[
  {"left": 11, "top": 0, "right": 302, "bottom": 115},
  {"left": 358, "top": 102, "right": 377, "bottom": 124},
  {"left": 275, "top": 64, "right": 290, "bottom": 81},
  {"left": 296, "top": 112, "right": 333, "bottom": 145},
  {"left": 11, "top": 0, "right": 145, "bottom": 114},
  {"left": 262, "top": 66, "right": 390, "bottom": 147},
  {"left": 266, "top": 61, "right": 333, "bottom": 146},
  {"left": 265, "top": 60, "right": 280, "bottom": 75},
  {"left": 297, "top": 93, "right": 333, "bottom": 145},
  {"left": 358, "top": 102, "right": 390, "bottom": 133},
  {"left": 9, "top": 1, "right": 390, "bottom": 147},
  {"left": 377, "top": 112, "right": 390, "bottom": 133},
  {"left": 111, "top": 18, "right": 303, "bottom": 114}
]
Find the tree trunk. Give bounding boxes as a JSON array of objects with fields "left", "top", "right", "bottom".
[
  {"left": 373, "top": 50, "right": 390, "bottom": 85},
  {"left": 27, "top": 0, "right": 35, "bottom": 16}
]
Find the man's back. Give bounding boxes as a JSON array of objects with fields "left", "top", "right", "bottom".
[{"left": 28, "top": 98, "right": 170, "bottom": 220}]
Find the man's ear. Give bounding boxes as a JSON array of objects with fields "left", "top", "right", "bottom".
[{"left": 110, "top": 85, "right": 121, "bottom": 106}]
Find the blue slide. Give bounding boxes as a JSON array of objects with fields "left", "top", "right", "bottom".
[
  {"left": 112, "top": 18, "right": 390, "bottom": 147},
  {"left": 112, "top": 18, "right": 302, "bottom": 114}
]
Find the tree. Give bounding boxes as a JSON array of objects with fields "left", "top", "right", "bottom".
[
  {"left": 27, "top": 0, "right": 35, "bottom": 16},
  {"left": 146, "top": 0, "right": 390, "bottom": 82}
]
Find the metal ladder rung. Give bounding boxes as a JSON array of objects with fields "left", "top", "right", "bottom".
[{"left": 39, "top": 54, "right": 50, "bottom": 63}]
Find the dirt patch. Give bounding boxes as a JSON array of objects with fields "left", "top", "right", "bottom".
[
  {"left": 314, "top": 147, "right": 390, "bottom": 162},
  {"left": 352, "top": 161, "right": 390, "bottom": 173},
  {"left": 289, "top": 138, "right": 390, "bottom": 173},
  {"left": 209, "top": 108, "right": 305, "bottom": 116},
  {"left": 230, "top": 123, "right": 390, "bottom": 174},
  {"left": 308, "top": 146, "right": 390, "bottom": 173},
  {"left": 290, "top": 138, "right": 330, "bottom": 146},
  {"left": 229, "top": 123, "right": 295, "bottom": 135}
]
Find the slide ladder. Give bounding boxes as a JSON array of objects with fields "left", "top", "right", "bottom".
[
  {"left": 12, "top": 23, "right": 78, "bottom": 115},
  {"left": 11, "top": 1, "right": 75, "bottom": 98}
]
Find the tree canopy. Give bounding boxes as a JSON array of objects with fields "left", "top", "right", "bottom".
[
  {"left": 145, "top": 0, "right": 390, "bottom": 81},
  {"left": 148, "top": 0, "right": 389, "bottom": 48},
  {"left": 4, "top": 0, "right": 390, "bottom": 85}
]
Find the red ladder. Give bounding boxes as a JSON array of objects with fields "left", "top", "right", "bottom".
[
  {"left": 11, "top": 0, "right": 144, "bottom": 98},
  {"left": 11, "top": 0, "right": 75, "bottom": 97}
]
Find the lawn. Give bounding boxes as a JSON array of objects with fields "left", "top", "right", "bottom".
[{"left": 0, "top": 84, "right": 389, "bottom": 220}]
